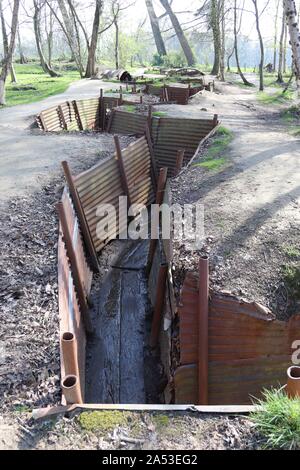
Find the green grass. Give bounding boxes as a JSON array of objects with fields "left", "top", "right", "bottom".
[
  {"left": 123, "top": 105, "right": 136, "bottom": 113},
  {"left": 282, "top": 245, "right": 300, "bottom": 259},
  {"left": 282, "top": 264, "right": 300, "bottom": 298},
  {"left": 78, "top": 411, "right": 127, "bottom": 432},
  {"left": 3, "top": 63, "right": 80, "bottom": 107},
  {"left": 193, "top": 126, "right": 233, "bottom": 171},
  {"left": 251, "top": 389, "right": 300, "bottom": 449},
  {"left": 281, "top": 105, "right": 300, "bottom": 123},
  {"left": 257, "top": 88, "right": 295, "bottom": 105},
  {"left": 152, "top": 111, "right": 168, "bottom": 117}
]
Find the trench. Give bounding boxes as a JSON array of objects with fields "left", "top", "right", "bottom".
[{"left": 85, "top": 240, "right": 164, "bottom": 404}]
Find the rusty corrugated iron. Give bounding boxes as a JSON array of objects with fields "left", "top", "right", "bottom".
[
  {"left": 58, "top": 189, "right": 93, "bottom": 403},
  {"left": 109, "top": 110, "right": 148, "bottom": 135},
  {"left": 175, "top": 271, "right": 300, "bottom": 405}
]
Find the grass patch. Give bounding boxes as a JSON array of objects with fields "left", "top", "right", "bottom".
[
  {"left": 3, "top": 63, "right": 79, "bottom": 107},
  {"left": 152, "top": 111, "right": 167, "bottom": 117},
  {"left": 123, "top": 105, "right": 136, "bottom": 113},
  {"left": 281, "top": 105, "right": 300, "bottom": 122},
  {"left": 282, "top": 245, "right": 300, "bottom": 259},
  {"left": 251, "top": 389, "right": 300, "bottom": 449},
  {"left": 282, "top": 264, "right": 300, "bottom": 298},
  {"left": 152, "top": 414, "right": 170, "bottom": 430},
  {"left": 78, "top": 411, "right": 127, "bottom": 432},
  {"left": 257, "top": 89, "right": 295, "bottom": 105},
  {"left": 193, "top": 126, "right": 233, "bottom": 172}
]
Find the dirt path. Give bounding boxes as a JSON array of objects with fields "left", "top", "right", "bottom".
[{"left": 0, "top": 79, "right": 116, "bottom": 201}]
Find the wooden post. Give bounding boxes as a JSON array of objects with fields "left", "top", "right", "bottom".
[
  {"left": 58, "top": 105, "right": 67, "bottom": 131},
  {"left": 145, "top": 124, "right": 157, "bottom": 192},
  {"left": 119, "top": 86, "right": 123, "bottom": 104},
  {"left": 150, "top": 264, "right": 168, "bottom": 348},
  {"left": 213, "top": 114, "right": 219, "bottom": 127},
  {"left": 72, "top": 100, "right": 83, "bottom": 131},
  {"left": 198, "top": 256, "right": 209, "bottom": 405},
  {"left": 39, "top": 112, "right": 48, "bottom": 131},
  {"left": 174, "top": 149, "right": 185, "bottom": 177},
  {"left": 106, "top": 109, "right": 116, "bottom": 133},
  {"left": 99, "top": 89, "right": 104, "bottom": 130},
  {"left": 147, "top": 167, "right": 168, "bottom": 273},
  {"left": 61, "top": 161, "right": 99, "bottom": 273},
  {"left": 114, "top": 135, "right": 132, "bottom": 206},
  {"left": 56, "top": 202, "right": 93, "bottom": 334}
]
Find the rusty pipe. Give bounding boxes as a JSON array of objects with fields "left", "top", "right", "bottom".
[
  {"left": 62, "top": 375, "right": 83, "bottom": 404},
  {"left": 286, "top": 366, "right": 300, "bottom": 398},
  {"left": 61, "top": 332, "right": 79, "bottom": 377},
  {"left": 198, "top": 256, "right": 209, "bottom": 405},
  {"left": 174, "top": 149, "right": 185, "bottom": 177}
]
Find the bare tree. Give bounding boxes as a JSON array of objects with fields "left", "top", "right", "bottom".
[
  {"left": 0, "top": 0, "right": 17, "bottom": 82},
  {"left": 159, "top": 0, "right": 196, "bottom": 66},
  {"left": 0, "top": 0, "right": 20, "bottom": 105},
  {"left": 17, "top": 24, "right": 27, "bottom": 64},
  {"left": 85, "top": 0, "right": 103, "bottom": 78},
  {"left": 33, "top": 0, "right": 59, "bottom": 77},
  {"left": 219, "top": 0, "right": 225, "bottom": 80},
  {"left": 277, "top": 5, "right": 285, "bottom": 83},
  {"left": 283, "top": 0, "right": 300, "bottom": 88},
  {"left": 210, "top": 0, "right": 221, "bottom": 75},
  {"left": 233, "top": 0, "right": 253, "bottom": 86},
  {"left": 252, "top": 0, "right": 264, "bottom": 91},
  {"left": 145, "top": 0, "right": 166, "bottom": 57},
  {"left": 273, "top": 0, "right": 280, "bottom": 71}
]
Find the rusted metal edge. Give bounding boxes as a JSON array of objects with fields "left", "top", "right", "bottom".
[
  {"left": 114, "top": 135, "right": 132, "bottom": 207},
  {"left": 72, "top": 100, "right": 83, "bottom": 131},
  {"left": 32, "top": 403, "right": 259, "bottom": 420},
  {"left": 198, "top": 257, "right": 209, "bottom": 405},
  {"left": 150, "top": 263, "right": 168, "bottom": 348}
]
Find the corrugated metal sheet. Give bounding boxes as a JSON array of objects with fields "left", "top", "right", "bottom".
[
  {"left": 109, "top": 110, "right": 148, "bottom": 135},
  {"left": 58, "top": 189, "right": 93, "bottom": 403},
  {"left": 151, "top": 117, "right": 216, "bottom": 174},
  {"left": 74, "top": 137, "right": 156, "bottom": 252},
  {"left": 122, "top": 136, "right": 155, "bottom": 206},
  {"left": 166, "top": 86, "right": 190, "bottom": 105},
  {"left": 175, "top": 271, "right": 300, "bottom": 405},
  {"left": 76, "top": 98, "right": 100, "bottom": 130}
]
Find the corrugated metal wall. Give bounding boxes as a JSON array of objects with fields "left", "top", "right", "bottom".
[
  {"left": 174, "top": 272, "right": 300, "bottom": 405},
  {"left": 109, "top": 110, "right": 148, "bottom": 135},
  {"left": 74, "top": 136, "right": 156, "bottom": 252},
  {"left": 151, "top": 116, "right": 216, "bottom": 174}
]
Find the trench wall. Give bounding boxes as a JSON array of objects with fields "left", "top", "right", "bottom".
[{"left": 174, "top": 271, "right": 300, "bottom": 405}]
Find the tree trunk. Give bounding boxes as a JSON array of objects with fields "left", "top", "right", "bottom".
[
  {"left": 252, "top": 0, "right": 264, "bottom": 91},
  {"left": 145, "top": 0, "right": 167, "bottom": 56},
  {"left": 219, "top": 0, "right": 225, "bottom": 80},
  {"left": 211, "top": 0, "right": 221, "bottom": 75},
  {"left": 114, "top": 18, "right": 119, "bottom": 69},
  {"left": 33, "top": 1, "right": 59, "bottom": 77},
  {"left": 17, "top": 26, "right": 27, "bottom": 64},
  {"left": 0, "top": 0, "right": 20, "bottom": 105},
  {"left": 277, "top": 7, "right": 285, "bottom": 83},
  {"left": 57, "top": 0, "right": 84, "bottom": 76},
  {"left": 0, "top": 0, "right": 17, "bottom": 82},
  {"left": 283, "top": 0, "right": 300, "bottom": 87},
  {"left": 273, "top": 0, "right": 280, "bottom": 71},
  {"left": 85, "top": 0, "right": 103, "bottom": 78},
  {"left": 233, "top": 0, "right": 253, "bottom": 86},
  {"left": 159, "top": 0, "right": 196, "bottom": 66},
  {"left": 283, "top": 23, "right": 288, "bottom": 73}
]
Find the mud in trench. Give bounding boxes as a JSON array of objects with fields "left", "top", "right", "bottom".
[{"left": 85, "top": 240, "right": 164, "bottom": 404}]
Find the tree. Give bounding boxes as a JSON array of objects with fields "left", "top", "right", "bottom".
[
  {"left": 219, "top": 0, "right": 225, "bottom": 81},
  {"left": 252, "top": 0, "right": 264, "bottom": 91},
  {"left": 159, "top": 0, "right": 196, "bottom": 66},
  {"left": 210, "top": 0, "right": 221, "bottom": 75},
  {"left": 0, "top": 0, "right": 20, "bottom": 105},
  {"left": 273, "top": 0, "right": 281, "bottom": 71},
  {"left": 0, "top": 0, "right": 17, "bottom": 82},
  {"left": 283, "top": 0, "right": 300, "bottom": 88},
  {"left": 145, "top": 0, "right": 166, "bottom": 57},
  {"left": 33, "top": 0, "right": 59, "bottom": 77},
  {"left": 85, "top": 0, "right": 103, "bottom": 78},
  {"left": 277, "top": 5, "right": 285, "bottom": 83},
  {"left": 233, "top": 0, "right": 253, "bottom": 86}
]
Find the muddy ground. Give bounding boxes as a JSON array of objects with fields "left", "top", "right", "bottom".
[{"left": 0, "top": 75, "right": 299, "bottom": 449}]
